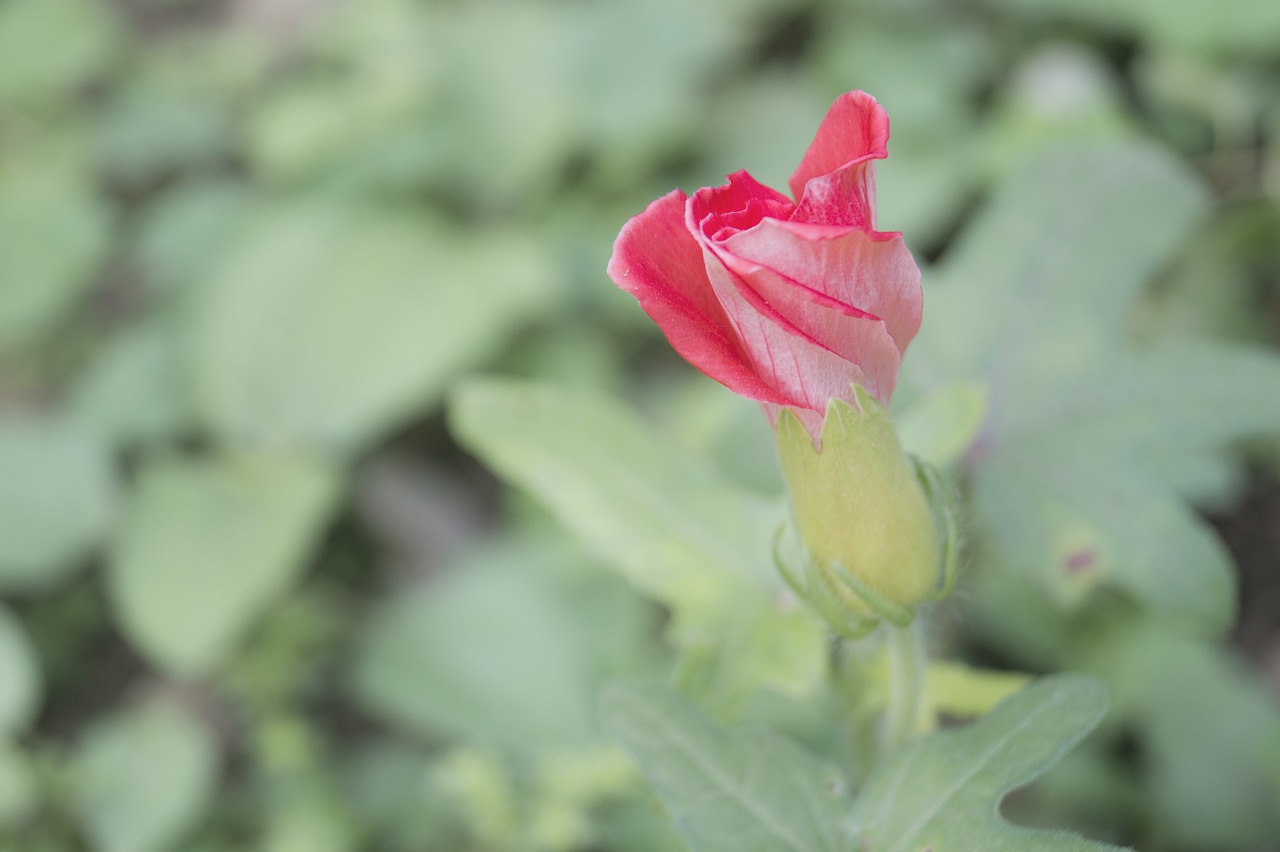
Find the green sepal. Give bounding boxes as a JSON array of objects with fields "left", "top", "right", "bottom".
[
  {"left": 912, "top": 456, "right": 960, "bottom": 602},
  {"left": 773, "top": 387, "right": 941, "bottom": 633},
  {"left": 772, "top": 524, "right": 893, "bottom": 639}
]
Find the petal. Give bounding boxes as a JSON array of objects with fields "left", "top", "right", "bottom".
[
  {"left": 711, "top": 248, "right": 903, "bottom": 406},
  {"left": 722, "top": 218, "right": 922, "bottom": 355},
  {"left": 787, "top": 91, "right": 890, "bottom": 228},
  {"left": 688, "top": 170, "right": 793, "bottom": 242},
  {"left": 606, "top": 190, "right": 792, "bottom": 405},
  {"left": 761, "top": 402, "right": 826, "bottom": 445},
  {"left": 696, "top": 244, "right": 868, "bottom": 419}
]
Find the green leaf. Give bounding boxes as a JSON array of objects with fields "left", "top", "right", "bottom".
[
  {"left": 189, "top": 201, "right": 553, "bottom": 454},
  {"left": 0, "top": 606, "right": 39, "bottom": 737},
  {"left": 0, "top": 0, "right": 124, "bottom": 108},
  {"left": 71, "top": 699, "right": 218, "bottom": 852},
  {"left": 107, "top": 453, "right": 340, "bottom": 676},
  {"left": 1130, "top": 204, "right": 1274, "bottom": 347},
  {"left": 976, "top": 343, "right": 1280, "bottom": 632},
  {"left": 988, "top": 0, "right": 1280, "bottom": 54},
  {"left": 996, "top": 343, "right": 1280, "bottom": 483},
  {"left": 1088, "top": 621, "right": 1280, "bottom": 848},
  {"left": 451, "top": 379, "right": 766, "bottom": 617},
  {"left": 854, "top": 675, "right": 1123, "bottom": 851},
  {"left": 351, "top": 542, "right": 594, "bottom": 748},
  {"left": 0, "top": 743, "right": 36, "bottom": 827},
  {"left": 978, "top": 45, "right": 1136, "bottom": 184},
  {"left": 0, "top": 417, "right": 115, "bottom": 590},
  {"left": 775, "top": 392, "right": 940, "bottom": 620},
  {"left": 895, "top": 382, "right": 986, "bottom": 469},
  {"left": 974, "top": 445, "right": 1236, "bottom": 630},
  {"left": 450, "top": 379, "right": 825, "bottom": 706},
  {"left": 97, "top": 47, "right": 236, "bottom": 188},
  {"left": 0, "top": 158, "right": 111, "bottom": 353},
  {"left": 601, "top": 680, "right": 851, "bottom": 852},
  {"left": 133, "top": 180, "right": 257, "bottom": 296},
  {"left": 912, "top": 142, "right": 1209, "bottom": 401},
  {"left": 906, "top": 143, "right": 1280, "bottom": 630},
  {"left": 69, "top": 319, "right": 191, "bottom": 446}
]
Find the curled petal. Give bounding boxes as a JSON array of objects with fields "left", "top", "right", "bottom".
[
  {"left": 723, "top": 219, "right": 922, "bottom": 355},
  {"left": 606, "top": 191, "right": 792, "bottom": 405},
  {"left": 688, "top": 170, "right": 794, "bottom": 242},
  {"left": 710, "top": 247, "right": 903, "bottom": 406},
  {"left": 787, "top": 91, "right": 890, "bottom": 228},
  {"left": 697, "top": 248, "right": 867, "bottom": 425}
]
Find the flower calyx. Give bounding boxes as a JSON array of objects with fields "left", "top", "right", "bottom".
[{"left": 773, "top": 385, "right": 958, "bottom": 637}]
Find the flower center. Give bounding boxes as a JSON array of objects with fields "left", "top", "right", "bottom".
[{"left": 709, "top": 195, "right": 794, "bottom": 241}]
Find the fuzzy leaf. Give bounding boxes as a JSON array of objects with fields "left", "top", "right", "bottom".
[
  {"left": 601, "top": 680, "right": 851, "bottom": 852},
  {"left": 908, "top": 142, "right": 1280, "bottom": 631},
  {"left": 912, "top": 142, "right": 1209, "bottom": 403},
  {"left": 450, "top": 379, "right": 824, "bottom": 706},
  {"left": 854, "top": 675, "right": 1123, "bottom": 851}
]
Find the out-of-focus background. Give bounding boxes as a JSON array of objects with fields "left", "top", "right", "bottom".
[{"left": 1, "top": 0, "right": 1279, "bottom": 850}]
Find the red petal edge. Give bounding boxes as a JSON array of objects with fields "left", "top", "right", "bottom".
[
  {"left": 787, "top": 91, "right": 890, "bottom": 228},
  {"left": 606, "top": 190, "right": 793, "bottom": 406}
]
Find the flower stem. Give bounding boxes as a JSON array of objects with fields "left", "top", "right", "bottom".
[{"left": 878, "top": 615, "right": 928, "bottom": 756}]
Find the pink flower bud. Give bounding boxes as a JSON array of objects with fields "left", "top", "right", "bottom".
[
  {"left": 607, "top": 91, "right": 922, "bottom": 444},
  {"left": 609, "top": 93, "right": 943, "bottom": 630}
]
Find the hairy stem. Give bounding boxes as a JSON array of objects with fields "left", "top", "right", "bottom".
[{"left": 878, "top": 616, "right": 928, "bottom": 755}]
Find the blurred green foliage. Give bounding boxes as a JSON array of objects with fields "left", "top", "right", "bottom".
[{"left": 1, "top": 0, "right": 1280, "bottom": 849}]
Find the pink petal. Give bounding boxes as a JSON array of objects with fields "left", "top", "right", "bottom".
[
  {"left": 606, "top": 190, "right": 792, "bottom": 405},
  {"left": 710, "top": 248, "right": 903, "bottom": 405},
  {"left": 761, "top": 402, "right": 826, "bottom": 443},
  {"left": 722, "top": 219, "right": 922, "bottom": 356},
  {"left": 696, "top": 243, "right": 868, "bottom": 421},
  {"left": 787, "top": 91, "right": 890, "bottom": 228},
  {"left": 688, "top": 171, "right": 794, "bottom": 241}
]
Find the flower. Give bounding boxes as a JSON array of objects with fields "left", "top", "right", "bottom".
[
  {"left": 608, "top": 91, "right": 944, "bottom": 630},
  {"left": 607, "top": 90, "right": 922, "bottom": 443}
]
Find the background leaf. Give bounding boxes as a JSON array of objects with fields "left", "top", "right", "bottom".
[
  {"left": 0, "top": 607, "right": 39, "bottom": 737},
  {"left": 0, "top": 0, "right": 123, "bottom": 108},
  {"left": 0, "top": 744, "right": 36, "bottom": 828},
  {"left": 902, "top": 143, "right": 1280, "bottom": 633},
  {"left": 0, "top": 155, "right": 111, "bottom": 354},
  {"left": 352, "top": 541, "right": 597, "bottom": 749},
  {"left": 988, "top": 0, "right": 1280, "bottom": 54},
  {"left": 189, "top": 202, "right": 554, "bottom": 454},
  {"left": 71, "top": 699, "right": 218, "bottom": 852},
  {"left": 1084, "top": 621, "right": 1280, "bottom": 848},
  {"left": 895, "top": 383, "right": 986, "bottom": 468},
  {"left": 107, "top": 453, "right": 340, "bottom": 676},
  {"left": 450, "top": 379, "right": 825, "bottom": 707},
  {"left": 907, "top": 142, "right": 1209, "bottom": 405},
  {"left": 0, "top": 418, "right": 115, "bottom": 590}
]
